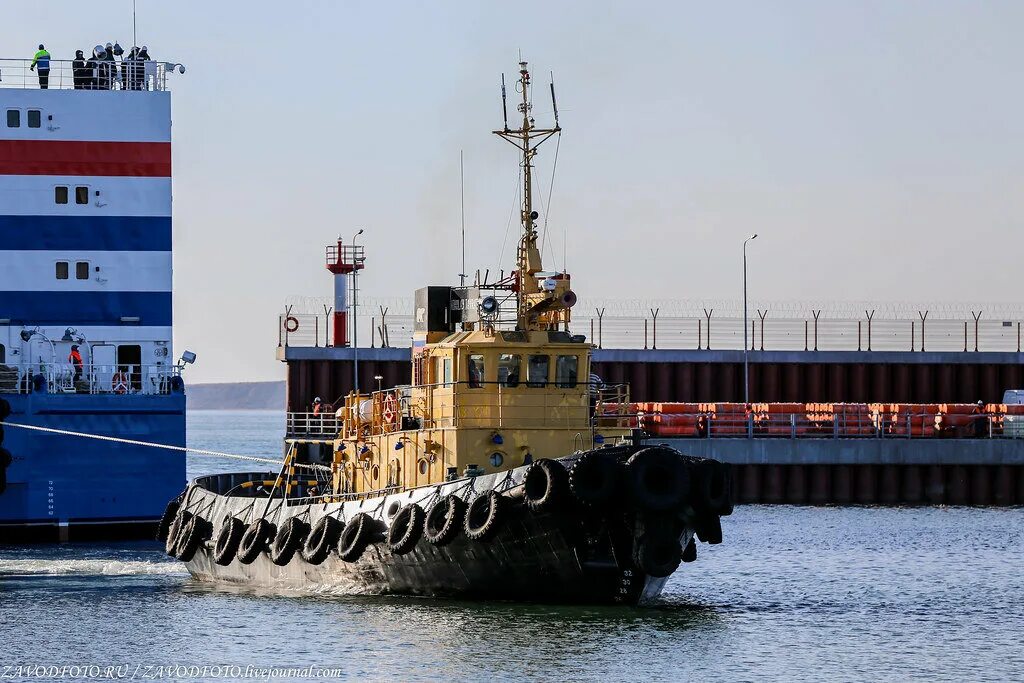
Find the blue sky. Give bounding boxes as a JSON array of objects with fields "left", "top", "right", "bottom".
[{"left": 4, "top": 1, "right": 1022, "bottom": 382}]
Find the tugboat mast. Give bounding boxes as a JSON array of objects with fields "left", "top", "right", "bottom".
[{"left": 494, "top": 61, "right": 561, "bottom": 330}]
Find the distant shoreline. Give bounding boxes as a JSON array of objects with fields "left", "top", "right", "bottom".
[{"left": 187, "top": 381, "right": 284, "bottom": 411}]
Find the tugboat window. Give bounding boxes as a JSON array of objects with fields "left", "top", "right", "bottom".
[
  {"left": 467, "top": 354, "right": 484, "bottom": 388},
  {"left": 6, "top": 110, "right": 19, "bottom": 127},
  {"left": 27, "top": 110, "right": 41, "bottom": 128},
  {"left": 442, "top": 357, "right": 452, "bottom": 386},
  {"left": 75, "top": 261, "right": 90, "bottom": 280},
  {"left": 75, "top": 186, "right": 89, "bottom": 204},
  {"left": 527, "top": 355, "right": 549, "bottom": 387},
  {"left": 54, "top": 186, "right": 69, "bottom": 204},
  {"left": 555, "top": 355, "right": 578, "bottom": 388},
  {"left": 55, "top": 261, "right": 69, "bottom": 280},
  {"left": 498, "top": 354, "right": 520, "bottom": 387}
]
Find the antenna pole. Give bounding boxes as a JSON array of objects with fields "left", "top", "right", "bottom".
[
  {"left": 460, "top": 150, "right": 466, "bottom": 286},
  {"left": 550, "top": 72, "right": 560, "bottom": 128},
  {"left": 500, "top": 74, "right": 509, "bottom": 131},
  {"left": 132, "top": 0, "right": 137, "bottom": 48}
]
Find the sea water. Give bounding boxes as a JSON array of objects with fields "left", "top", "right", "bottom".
[{"left": 0, "top": 410, "right": 1021, "bottom": 682}]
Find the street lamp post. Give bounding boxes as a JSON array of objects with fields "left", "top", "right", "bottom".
[
  {"left": 743, "top": 233, "right": 758, "bottom": 408},
  {"left": 352, "top": 228, "right": 364, "bottom": 396}
]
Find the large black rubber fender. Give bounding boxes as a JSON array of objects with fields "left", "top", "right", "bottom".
[
  {"left": 695, "top": 514, "right": 723, "bottom": 545},
  {"left": 237, "top": 519, "right": 275, "bottom": 565},
  {"left": 175, "top": 514, "right": 210, "bottom": 562},
  {"left": 337, "top": 512, "right": 374, "bottom": 562},
  {"left": 568, "top": 451, "right": 619, "bottom": 506},
  {"left": 302, "top": 516, "right": 343, "bottom": 565},
  {"left": 212, "top": 517, "right": 246, "bottom": 566},
  {"left": 464, "top": 490, "right": 507, "bottom": 542},
  {"left": 164, "top": 509, "right": 191, "bottom": 556},
  {"left": 155, "top": 499, "right": 180, "bottom": 542},
  {"left": 625, "top": 447, "right": 690, "bottom": 512},
  {"left": 424, "top": 494, "right": 466, "bottom": 547},
  {"left": 0, "top": 447, "right": 11, "bottom": 496},
  {"left": 270, "top": 517, "right": 310, "bottom": 566},
  {"left": 387, "top": 503, "right": 425, "bottom": 556},
  {"left": 523, "top": 458, "right": 569, "bottom": 512},
  {"left": 633, "top": 532, "right": 682, "bottom": 578},
  {"left": 694, "top": 460, "right": 733, "bottom": 516}
]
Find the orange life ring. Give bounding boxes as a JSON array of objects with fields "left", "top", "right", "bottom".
[{"left": 284, "top": 316, "right": 300, "bottom": 333}]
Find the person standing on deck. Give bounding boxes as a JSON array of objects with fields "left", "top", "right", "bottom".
[
  {"left": 30, "top": 44, "right": 50, "bottom": 89},
  {"left": 72, "top": 50, "right": 89, "bottom": 89},
  {"left": 68, "top": 345, "right": 83, "bottom": 383}
]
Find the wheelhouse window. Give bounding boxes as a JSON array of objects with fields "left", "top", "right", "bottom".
[
  {"left": 435, "top": 356, "right": 452, "bottom": 386},
  {"left": 498, "top": 354, "right": 521, "bottom": 387},
  {"left": 75, "top": 186, "right": 89, "bottom": 204},
  {"left": 6, "top": 110, "right": 19, "bottom": 128},
  {"left": 75, "top": 261, "right": 89, "bottom": 280},
  {"left": 55, "top": 261, "right": 69, "bottom": 280},
  {"left": 555, "top": 355, "right": 579, "bottom": 388},
  {"left": 55, "top": 186, "right": 69, "bottom": 204},
  {"left": 466, "top": 354, "right": 484, "bottom": 388},
  {"left": 527, "top": 355, "right": 549, "bottom": 387},
  {"left": 27, "top": 110, "right": 41, "bottom": 128}
]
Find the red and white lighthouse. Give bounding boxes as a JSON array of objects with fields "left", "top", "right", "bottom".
[{"left": 325, "top": 239, "right": 365, "bottom": 347}]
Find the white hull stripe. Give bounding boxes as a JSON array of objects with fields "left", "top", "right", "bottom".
[
  {"left": 0, "top": 250, "right": 171, "bottom": 292},
  {"left": 0, "top": 90, "right": 171, "bottom": 143},
  {"left": 0, "top": 176, "right": 170, "bottom": 217}
]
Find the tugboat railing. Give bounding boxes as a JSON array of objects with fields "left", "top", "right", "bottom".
[
  {"left": 0, "top": 362, "right": 183, "bottom": 395},
  {"left": 0, "top": 57, "right": 181, "bottom": 91}
]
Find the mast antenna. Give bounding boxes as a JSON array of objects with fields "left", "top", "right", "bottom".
[
  {"left": 549, "top": 72, "right": 560, "bottom": 128},
  {"left": 500, "top": 73, "right": 509, "bottom": 131},
  {"left": 460, "top": 150, "right": 466, "bottom": 286},
  {"left": 132, "top": 0, "right": 138, "bottom": 48}
]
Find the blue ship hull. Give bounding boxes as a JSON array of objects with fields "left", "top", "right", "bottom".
[{"left": 0, "top": 393, "right": 185, "bottom": 542}]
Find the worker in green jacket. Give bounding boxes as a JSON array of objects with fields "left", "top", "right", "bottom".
[{"left": 30, "top": 44, "right": 50, "bottom": 89}]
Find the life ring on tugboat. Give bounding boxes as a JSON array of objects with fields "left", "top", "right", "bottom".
[
  {"left": 112, "top": 370, "right": 130, "bottom": 394},
  {"left": 284, "top": 316, "right": 300, "bottom": 333}
]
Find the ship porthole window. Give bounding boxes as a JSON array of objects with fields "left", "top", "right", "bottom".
[
  {"left": 54, "top": 186, "right": 69, "bottom": 204},
  {"left": 372, "top": 464, "right": 380, "bottom": 481},
  {"left": 417, "top": 458, "right": 429, "bottom": 476},
  {"left": 75, "top": 261, "right": 89, "bottom": 280},
  {"left": 75, "top": 186, "right": 89, "bottom": 205},
  {"left": 27, "top": 110, "right": 41, "bottom": 128},
  {"left": 6, "top": 109, "right": 19, "bottom": 128},
  {"left": 55, "top": 261, "right": 69, "bottom": 280},
  {"left": 489, "top": 452, "right": 504, "bottom": 468}
]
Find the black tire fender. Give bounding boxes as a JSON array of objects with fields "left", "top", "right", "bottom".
[
  {"left": 633, "top": 532, "right": 682, "bottom": 578},
  {"left": 155, "top": 499, "right": 180, "bottom": 542},
  {"left": 463, "top": 490, "right": 506, "bottom": 542},
  {"left": 424, "top": 494, "right": 466, "bottom": 547},
  {"left": 387, "top": 504, "right": 425, "bottom": 555},
  {"left": 695, "top": 514, "right": 723, "bottom": 545},
  {"left": 237, "top": 519, "right": 275, "bottom": 565},
  {"left": 270, "top": 517, "right": 310, "bottom": 566},
  {"left": 212, "top": 517, "right": 246, "bottom": 566},
  {"left": 695, "top": 460, "right": 733, "bottom": 516},
  {"left": 625, "top": 447, "right": 690, "bottom": 512},
  {"left": 337, "top": 513, "right": 374, "bottom": 562},
  {"left": 568, "top": 451, "right": 619, "bottom": 507},
  {"left": 523, "top": 458, "right": 569, "bottom": 512},
  {"left": 175, "top": 515, "right": 210, "bottom": 562},
  {"left": 302, "top": 516, "right": 343, "bottom": 565},
  {"left": 164, "top": 509, "right": 191, "bottom": 557}
]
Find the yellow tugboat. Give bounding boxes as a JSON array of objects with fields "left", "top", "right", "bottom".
[{"left": 161, "top": 61, "right": 733, "bottom": 604}]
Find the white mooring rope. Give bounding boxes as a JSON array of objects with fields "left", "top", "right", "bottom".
[{"left": 0, "top": 420, "right": 331, "bottom": 472}]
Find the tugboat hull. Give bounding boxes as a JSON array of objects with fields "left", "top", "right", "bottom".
[{"left": 171, "top": 449, "right": 728, "bottom": 606}]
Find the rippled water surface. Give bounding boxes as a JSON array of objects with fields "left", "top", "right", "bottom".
[{"left": 1, "top": 410, "right": 1022, "bottom": 682}]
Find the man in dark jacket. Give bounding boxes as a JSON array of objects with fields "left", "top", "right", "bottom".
[{"left": 72, "top": 50, "right": 89, "bottom": 89}]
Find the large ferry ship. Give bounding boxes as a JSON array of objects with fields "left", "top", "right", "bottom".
[{"left": 0, "top": 54, "right": 189, "bottom": 541}]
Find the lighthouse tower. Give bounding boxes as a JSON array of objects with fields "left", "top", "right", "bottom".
[{"left": 325, "top": 239, "right": 365, "bottom": 347}]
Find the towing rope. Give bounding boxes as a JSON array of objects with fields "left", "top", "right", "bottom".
[{"left": 0, "top": 420, "right": 331, "bottom": 473}]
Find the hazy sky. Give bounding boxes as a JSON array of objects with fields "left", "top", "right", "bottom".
[{"left": 4, "top": 1, "right": 1022, "bottom": 383}]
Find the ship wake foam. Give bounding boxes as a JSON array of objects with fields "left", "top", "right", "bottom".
[{"left": 0, "top": 558, "right": 187, "bottom": 577}]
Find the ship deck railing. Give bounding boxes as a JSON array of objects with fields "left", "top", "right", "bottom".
[
  {"left": 0, "top": 362, "right": 183, "bottom": 396},
  {"left": 0, "top": 58, "right": 181, "bottom": 91}
]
